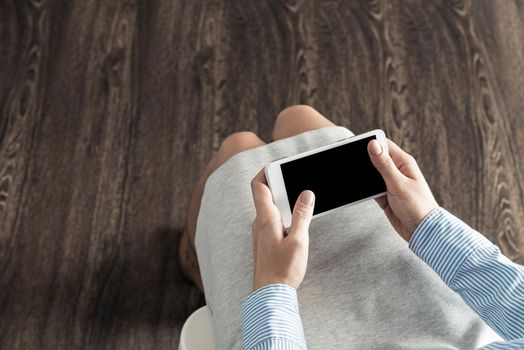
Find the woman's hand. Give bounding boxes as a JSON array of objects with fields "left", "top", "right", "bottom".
[
  {"left": 250, "top": 170, "right": 315, "bottom": 291},
  {"left": 368, "top": 139, "right": 439, "bottom": 242}
]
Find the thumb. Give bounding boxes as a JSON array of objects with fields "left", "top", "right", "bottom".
[
  {"left": 368, "top": 139, "right": 402, "bottom": 184},
  {"left": 289, "top": 190, "right": 315, "bottom": 237}
]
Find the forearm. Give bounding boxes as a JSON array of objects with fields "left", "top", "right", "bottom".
[
  {"left": 242, "top": 284, "right": 307, "bottom": 350},
  {"left": 409, "top": 207, "right": 524, "bottom": 341},
  {"left": 479, "top": 339, "right": 524, "bottom": 349},
  {"left": 241, "top": 208, "right": 524, "bottom": 348}
]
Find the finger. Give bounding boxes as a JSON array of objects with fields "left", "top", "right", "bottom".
[
  {"left": 289, "top": 190, "right": 315, "bottom": 238},
  {"left": 385, "top": 139, "right": 421, "bottom": 179},
  {"left": 368, "top": 139, "right": 403, "bottom": 185},
  {"left": 374, "top": 194, "right": 388, "bottom": 210},
  {"left": 252, "top": 220, "right": 258, "bottom": 269},
  {"left": 250, "top": 170, "right": 276, "bottom": 217}
]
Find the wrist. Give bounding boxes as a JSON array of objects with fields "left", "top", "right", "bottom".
[
  {"left": 242, "top": 284, "right": 306, "bottom": 350},
  {"left": 408, "top": 206, "right": 442, "bottom": 246},
  {"left": 408, "top": 207, "right": 494, "bottom": 286},
  {"left": 254, "top": 278, "right": 298, "bottom": 291},
  {"left": 408, "top": 203, "right": 439, "bottom": 239}
]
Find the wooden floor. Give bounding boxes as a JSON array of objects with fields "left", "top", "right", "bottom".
[{"left": 1, "top": 0, "right": 524, "bottom": 348}]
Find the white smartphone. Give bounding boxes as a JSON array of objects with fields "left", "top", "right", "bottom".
[{"left": 265, "top": 129, "right": 388, "bottom": 229}]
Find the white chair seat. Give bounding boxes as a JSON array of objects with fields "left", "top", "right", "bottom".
[{"left": 178, "top": 305, "right": 215, "bottom": 350}]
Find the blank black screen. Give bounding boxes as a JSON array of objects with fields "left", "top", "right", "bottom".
[{"left": 281, "top": 136, "right": 386, "bottom": 215}]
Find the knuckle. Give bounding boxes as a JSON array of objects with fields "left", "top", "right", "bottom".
[
  {"left": 294, "top": 207, "right": 311, "bottom": 220},
  {"left": 404, "top": 155, "right": 423, "bottom": 178},
  {"left": 381, "top": 155, "right": 395, "bottom": 169},
  {"left": 259, "top": 216, "right": 277, "bottom": 229},
  {"left": 406, "top": 154, "right": 418, "bottom": 167},
  {"left": 289, "top": 236, "right": 306, "bottom": 250}
]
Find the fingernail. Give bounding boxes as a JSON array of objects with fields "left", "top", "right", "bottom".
[
  {"left": 301, "top": 190, "right": 315, "bottom": 206},
  {"left": 369, "top": 140, "right": 383, "bottom": 155}
]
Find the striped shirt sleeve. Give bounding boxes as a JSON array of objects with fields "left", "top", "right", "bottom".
[
  {"left": 409, "top": 207, "right": 524, "bottom": 348},
  {"left": 242, "top": 284, "right": 306, "bottom": 350},
  {"left": 241, "top": 207, "right": 524, "bottom": 349}
]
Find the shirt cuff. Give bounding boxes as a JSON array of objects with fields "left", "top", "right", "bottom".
[
  {"left": 242, "top": 284, "right": 306, "bottom": 350},
  {"left": 408, "top": 207, "right": 494, "bottom": 286}
]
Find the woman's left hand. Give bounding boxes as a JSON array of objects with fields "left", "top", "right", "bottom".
[{"left": 250, "top": 170, "right": 315, "bottom": 291}]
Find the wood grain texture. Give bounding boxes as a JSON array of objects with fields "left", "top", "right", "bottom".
[{"left": 1, "top": 0, "right": 523, "bottom": 348}]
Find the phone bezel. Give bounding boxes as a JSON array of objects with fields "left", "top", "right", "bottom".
[{"left": 265, "top": 129, "right": 388, "bottom": 229}]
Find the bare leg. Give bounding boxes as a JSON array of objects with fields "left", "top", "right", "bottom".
[
  {"left": 272, "top": 105, "right": 335, "bottom": 141},
  {"left": 180, "top": 132, "right": 265, "bottom": 290}
]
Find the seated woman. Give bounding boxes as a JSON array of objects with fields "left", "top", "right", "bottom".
[{"left": 179, "top": 105, "right": 523, "bottom": 349}]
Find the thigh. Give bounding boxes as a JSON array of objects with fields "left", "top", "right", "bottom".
[
  {"left": 186, "top": 131, "right": 265, "bottom": 244},
  {"left": 272, "top": 105, "right": 335, "bottom": 141}
]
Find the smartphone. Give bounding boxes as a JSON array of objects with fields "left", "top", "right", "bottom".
[{"left": 265, "top": 129, "right": 388, "bottom": 229}]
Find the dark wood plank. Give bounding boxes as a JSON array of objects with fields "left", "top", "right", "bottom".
[{"left": 1, "top": 0, "right": 523, "bottom": 348}]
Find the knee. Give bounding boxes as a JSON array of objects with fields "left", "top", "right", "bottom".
[
  {"left": 272, "top": 105, "right": 319, "bottom": 138},
  {"left": 275, "top": 105, "right": 318, "bottom": 125},
  {"left": 218, "top": 131, "right": 263, "bottom": 158}
]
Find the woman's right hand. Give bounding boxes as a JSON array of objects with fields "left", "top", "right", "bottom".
[{"left": 367, "top": 138, "right": 439, "bottom": 242}]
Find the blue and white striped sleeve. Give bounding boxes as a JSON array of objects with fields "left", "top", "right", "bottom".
[
  {"left": 242, "top": 284, "right": 307, "bottom": 350},
  {"left": 409, "top": 207, "right": 524, "bottom": 349}
]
